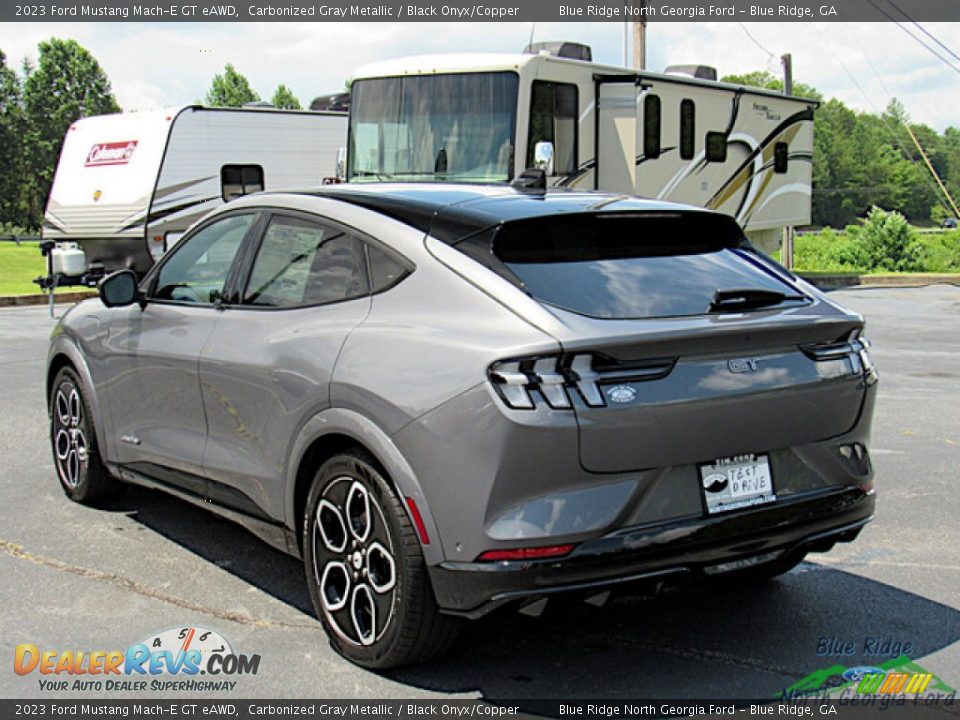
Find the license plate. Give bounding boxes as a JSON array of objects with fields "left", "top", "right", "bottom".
[{"left": 699, "top": 454, "right": 776, "bottom": 514}]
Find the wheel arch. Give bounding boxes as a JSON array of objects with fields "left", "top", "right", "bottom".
[{"left": 286, "top": 408, "right": 445, "bottom": 565}]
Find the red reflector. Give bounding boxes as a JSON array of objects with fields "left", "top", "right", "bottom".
[
  {"left": 405, "top": 497, "right": 430, "bottom": 545},
  {"left": 478, "top": 544, "right": 575, "bottom": 562}
]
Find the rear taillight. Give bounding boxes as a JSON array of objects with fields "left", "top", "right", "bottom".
[
  {"left": 488, "top": 353, "right": 674, "bottom": 411},
  {"left": 477, "top": 544, "right": 575, "bottom": 562},
  {"left": 801, "top": 331, "right": 877, "bottom": 386}
]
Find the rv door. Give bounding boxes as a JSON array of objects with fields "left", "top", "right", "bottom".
[{"left": 595, "top": 81, "right": 637, "bottom": 193}]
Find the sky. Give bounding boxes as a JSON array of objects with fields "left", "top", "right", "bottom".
[{"left": 2, "top": 21, "right": 960, "bottom": 131}]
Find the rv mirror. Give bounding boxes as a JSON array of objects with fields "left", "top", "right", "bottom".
[
  {"left": 533, "top": 141, "right": 555, "bottom": 176},
  {"left": 98, "top": 269, "right": 140, "bottom": 308},
  {"left": 336, "top": 147, "right": 347, "bottom": 182}
]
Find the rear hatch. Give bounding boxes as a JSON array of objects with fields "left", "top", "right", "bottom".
[{"left": 481, "top": 211, "right": 873, "bottom": 474}]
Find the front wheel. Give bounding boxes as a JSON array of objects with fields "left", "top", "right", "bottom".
[
  {"left": 50, "top": 366, "right": 122, "bottom": 504},
  {"left": 303, "top": 449, "right": 462, "bottom": 669}
]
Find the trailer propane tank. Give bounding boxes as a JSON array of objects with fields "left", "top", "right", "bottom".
[{"left": 51, "top": 243, "right": 87, "bottom": 277}]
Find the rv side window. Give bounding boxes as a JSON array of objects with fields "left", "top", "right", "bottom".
[
  {"left": 680, "top": 99, "right": 696, "bottom": 160},
  {"left": 643, "top": 94, "right": 661, "bottom": 159},
  {"left": 243, "top": 215, "right": 370, "bottom": 308},
  {"left": 774, "top": 142, "right": 789, "bottom": 173},
  {"left": 221, "top": 165, "right": 264, "bottom": 202},
  {"left": 705, "top": 131, "right": 727, "bottom": 163},
  {"left": 527, "top": 81, "right": 578, "bottom": 175}
]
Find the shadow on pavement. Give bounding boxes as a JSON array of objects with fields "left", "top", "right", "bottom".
[{"left": 104, "top": 486, "right": 960, "bottom": 701}]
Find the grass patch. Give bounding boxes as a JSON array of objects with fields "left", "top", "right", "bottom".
[{"left": 0, "top": 242, "right": 45, "bottom": 295}]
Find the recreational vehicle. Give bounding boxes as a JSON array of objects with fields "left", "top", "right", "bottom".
[
  {"left": 345, "top": 43, "right": 817, "bottom": 252},
  {"left": 40, "top": 104, "right": 347, "bottom": 288}
]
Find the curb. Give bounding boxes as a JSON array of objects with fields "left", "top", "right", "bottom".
[
  {"left": 798, "top": 273, "right": 960, "bottom": 290},
  {"left": 0, "top": 291, "right": 97, "bottom": 308}
]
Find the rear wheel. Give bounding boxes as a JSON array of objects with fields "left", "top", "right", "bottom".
[
  {"left": 50, "top": 366, "right": 122, "bottom": 504},
  {"left": 303, "top": 448, "right": 462, "bottom": 669}
]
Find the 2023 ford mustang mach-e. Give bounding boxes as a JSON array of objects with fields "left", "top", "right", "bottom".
[{"left": 47, "top": 184, "right": 877, "bottom": 668}]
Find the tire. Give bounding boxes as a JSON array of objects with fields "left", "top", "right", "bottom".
[
  {"left": 303, "top": 448, "right": 462, "bottom": 669},
  {"left": 49, "top": 366, "right": 122, "bottom": 504}
]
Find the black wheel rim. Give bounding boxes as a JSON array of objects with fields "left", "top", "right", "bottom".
[
  {"left": 312, "top": 476, "right": 397, "bottom": 647},
  {"left": 53, "top": 381, "right": 88, "bottom": 489}
]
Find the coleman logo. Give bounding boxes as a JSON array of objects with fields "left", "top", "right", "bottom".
[{"left": 85, "top": 141, "right": 138, "bottom": 167}]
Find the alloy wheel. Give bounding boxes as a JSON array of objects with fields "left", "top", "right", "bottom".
[
  {"left": 53, "top": 382, "right": 88, "bottom": 489},
  {"left": 312, "top": 477, "right": 397, "bottom": 647}
]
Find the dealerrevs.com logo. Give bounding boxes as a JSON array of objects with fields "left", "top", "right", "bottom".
[
  {"left": 13, "top": 626, "right": 261, "bottom": 692},
  {"left": 85, "top": 140, "right": 138, "bottom": 167}
]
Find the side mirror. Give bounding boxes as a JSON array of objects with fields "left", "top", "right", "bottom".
[
  {"left": 98, "top": 269, "right": 140, "bottom": 308},
  {"left": 335, "top": 147, "right": 347, "bottom": 182},
  {"left": 533, "top": 141, "right": 555, "bottom": 176}
]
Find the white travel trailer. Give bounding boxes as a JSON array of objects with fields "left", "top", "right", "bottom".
[
  {"left": 41, "top": 105, "right": 347, "bottom": 284},
  {"left": 346, "top": 44, "right": 817, "bottom": 252}
]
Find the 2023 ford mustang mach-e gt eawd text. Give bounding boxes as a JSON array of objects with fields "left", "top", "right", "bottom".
[{"left": 47, "top": 184, "right": 877, "bottom": 668}]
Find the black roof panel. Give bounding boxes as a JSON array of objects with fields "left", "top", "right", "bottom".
[{"left": 288, "top": 183, "right": 707, "bottom": 244}]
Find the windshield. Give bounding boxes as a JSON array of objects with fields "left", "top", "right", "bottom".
[{"left": 348, "top": 72, "right": 519, "bottom": 183}]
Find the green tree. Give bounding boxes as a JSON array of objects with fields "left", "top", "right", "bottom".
[
  {"left": 21, "top": 38, "right": 120, "bottom": 229},
  {"left": 0, "top": 50, "right": 26, "bottom": 228},
  {"left": 847, "top": 206, "right": 924, "bottom": 271},
  {"left": 270, "top": 84, "right": 301, "bottom": 110},
  {"left": 205, "top": 64, "right": 259, "bottom": 107}
]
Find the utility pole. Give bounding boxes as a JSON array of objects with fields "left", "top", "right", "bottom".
[
  {"left": 781, "top": 53, "right": 794, "bottom": 269},
  {"left": 632, "top": 17, "right": 647, "bottom": 70}
]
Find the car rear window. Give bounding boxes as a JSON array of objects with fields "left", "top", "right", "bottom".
[{"left": 489, "top": 213, "right": 800, "bottom": 320}]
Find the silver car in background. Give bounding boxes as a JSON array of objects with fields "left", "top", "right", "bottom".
[{"left": 47, "top": 184, "right": 877, "bottom": 668}]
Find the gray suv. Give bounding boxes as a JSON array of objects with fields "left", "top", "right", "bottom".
[{"left": 47, "top": 184, "right": 877, "bottom": 668}]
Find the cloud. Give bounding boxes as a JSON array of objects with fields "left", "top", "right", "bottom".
[{"left": 2, "top": 21, "right": 958, "bottom": 129}]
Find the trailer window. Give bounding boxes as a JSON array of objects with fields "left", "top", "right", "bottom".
[
  {"left": 705, "top": 132, "right": 727, "bottom": 163},
  {"left": 643, "top": 94, "right": 661, "bottom": 159},
  {"left": 774, "top": 142, "right": 789, "bottom": 173},
  {"left": 527, "top": 81, "right": 578, "bottom": 176},
  {"left": 243, "top": 215, "right": 369, "bottom": 308},
  {"left": 221, "top": 165, "right": 264, "bottom": 202},
  {"left": 680, "top": 99, "right": 696, "bottom": 160}
]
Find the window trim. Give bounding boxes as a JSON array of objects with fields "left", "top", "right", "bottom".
[
  {"left": 228, "top": 208, "right": 415, "bottom": 312},
  {"left": 142, "top": 210, "right": 264, "bottom": 309},
  {"left": 526, "top": 79, "right": 579, "bottom": 177}
]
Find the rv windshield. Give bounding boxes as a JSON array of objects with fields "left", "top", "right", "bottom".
[{"left": 348, "top": 72, "right": 519, "bottom": 183}]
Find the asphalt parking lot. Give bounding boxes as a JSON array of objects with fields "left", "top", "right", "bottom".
[{"left": 1, "top": 285, "right": 958, "bottom": 701}]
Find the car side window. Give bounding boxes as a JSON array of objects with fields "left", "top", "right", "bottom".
[
  {"left": 243, "top": 215, "right": 370, "bottom": 308},
  {"left": 367, "top": 244, "right": 410, "bottom": 293},
  {"left": 151, "top": 214, "right": 254, "bottom": 304}
]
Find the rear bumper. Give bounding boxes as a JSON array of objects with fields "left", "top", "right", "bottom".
[{"left": 429, "top": 485, "right": 874, "bottom": 618}]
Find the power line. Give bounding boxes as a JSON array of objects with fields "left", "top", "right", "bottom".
[
  {"left": 884, "top": 0, "right": 960, "bottom": 66},
  {"left": 812, "top": 23, "right": 956, "bottom": 216},
  {"left": 865, "top": 0, "right": 960, "bottom": 76},
  {"left": 737, "top": 22, "right": 774, "bottom": 60}
]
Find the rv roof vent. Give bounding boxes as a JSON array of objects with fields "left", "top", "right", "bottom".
[
  {"left": 242, "top": 101, "right": 275, "bottom": 109},
  {"left": 523, "top": 42, "right": 593, "bottom": 62},
  {"left": 664, "top": 64, "right": 718, "bottom": 81}
]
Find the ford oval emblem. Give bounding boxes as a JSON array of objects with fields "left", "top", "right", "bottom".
[
  {"left": 607, "top": 385, "right": 636, "bottom": 404},
  {"left": 842, "top": 666, "right": 885, "bottom": 682}
]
